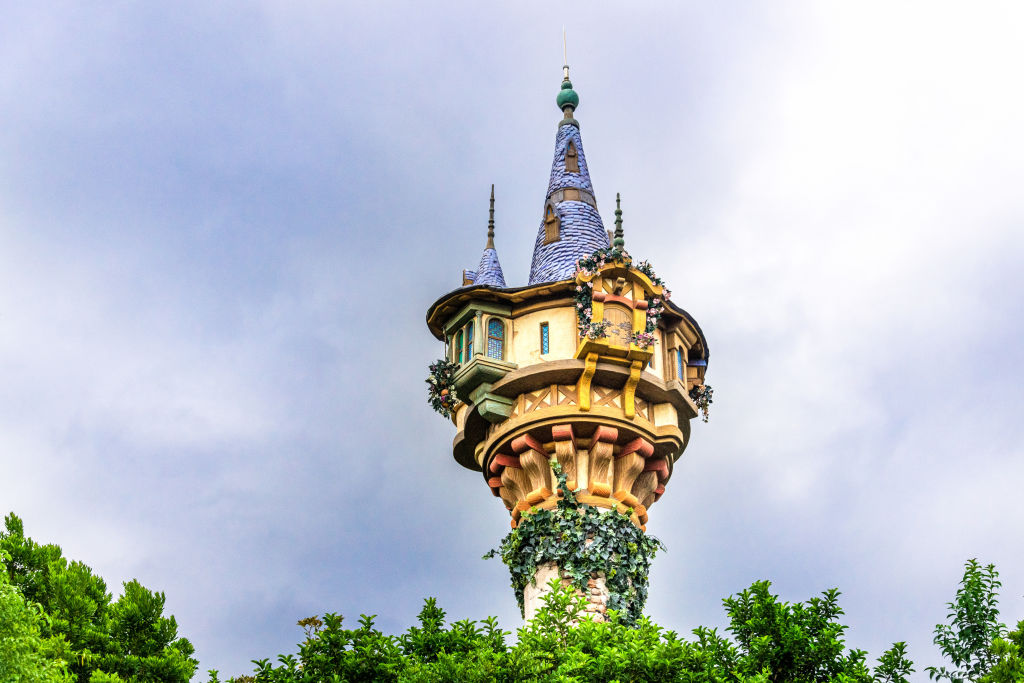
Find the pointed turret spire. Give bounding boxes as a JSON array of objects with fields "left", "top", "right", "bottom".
[
  {"left": 613, "top": 193, "right": 624, "bottom": 250},
  {"left": 486, "top": 183, "right": 495, "bottom": 249},
  {"left": 464, "top": 184, "right": 506, "bottom": 288},
  {"left": 527, "top": 65, "right": 609, "bottom": 285}
]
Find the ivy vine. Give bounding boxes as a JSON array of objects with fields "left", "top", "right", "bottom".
[
  {"left": 689, "top": 384, "right": 714, "bottom": 423},
  {"left": 483, "top": 465, "right": 663, "bottom": 626},
  {"left": 425, "top": 358, "right": 461, "bottom": 418}
]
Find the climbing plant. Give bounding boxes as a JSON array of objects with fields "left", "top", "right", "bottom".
[
  {"left": 483, "top": 465, "right": 663, "bottom": 626},
  {"left": 690, "top": 384, "right": 714, "bottom": 423},
  {"left": 425, "top": 359, "right": 461, "bottom": 419}
]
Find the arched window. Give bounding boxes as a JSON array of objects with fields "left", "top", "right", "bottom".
[
  {"left": 565, "top": 141, "right": 579, "bottom": 173},
  {"left": 465, "top": 324, "right": 474, "bottom": 360},
  {"left": 455, "top": 330, "right": 464, "bottom": 364},
  {"left": 544, "top": 205, "right": 560, "bottom": 244},
  {"left": 487, "top": 319, "right": 505, "bottom": 360},
  {"left": 675, "top": 349, "right": 685, "bottom": 381}
]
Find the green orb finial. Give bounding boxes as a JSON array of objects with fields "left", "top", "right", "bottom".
[{"left": 557, "top": 65, "right": 579, "bottom": 113}]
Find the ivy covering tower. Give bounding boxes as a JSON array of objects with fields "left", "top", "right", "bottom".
[{"left": 425, "top": 65, "right": 710, "bottom": 623}]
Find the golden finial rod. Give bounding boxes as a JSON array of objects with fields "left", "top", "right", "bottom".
[{"left": 562, "top": 28, "right": 570, "bottom": 81}]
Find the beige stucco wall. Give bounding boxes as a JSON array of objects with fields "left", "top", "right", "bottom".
[
  {"left": 652, "top": 401, "right": 678, "bottom": 429},
  {"left": 645, "top": 329, "right": 665, "bottom": 381},
  {"left": 511, "top": 305, "right": 577, "bottom": 369}
]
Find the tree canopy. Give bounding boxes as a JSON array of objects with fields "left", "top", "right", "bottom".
[
  {"left": 0, "top": 513, "right": 197, "bottom": 683},
  {"left": 4, "top": 512, "right": 1022, "bottom": 683}
]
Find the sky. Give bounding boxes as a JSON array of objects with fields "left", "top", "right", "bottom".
[{"left": 1, "top": 2, "right": 1023, "bottom": 679}]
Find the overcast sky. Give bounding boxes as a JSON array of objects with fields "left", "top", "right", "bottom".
[{"left": 2, "top": 2, "right": 1023, "bottom": 679}]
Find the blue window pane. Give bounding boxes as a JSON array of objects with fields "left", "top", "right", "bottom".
[
  {"left": 676, "top": 350, "right": 684, "bottom": 381},
  {"left": 540, "top": 323, "right": 550, "bottom": 355},
  {"left": 466, "top": 325, "right": 473, "bottom": 360},
  {"left": 488, "top": 337, "right": 503, "bottom": 358},
  {"left": 487, "top": 319, "right": 504, "bottom": 360}
]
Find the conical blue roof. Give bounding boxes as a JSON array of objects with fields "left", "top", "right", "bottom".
[
  {"left": 471, "top": 246, "right": 506, "bottom": 287},
  {"left": 527, "top": 98, "right": 609, "bottom": 285}
]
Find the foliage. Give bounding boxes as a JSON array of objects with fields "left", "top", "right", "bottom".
[
  {"left": 690, "top": 383, "right": 714, "bottom": 423},
  {"left": 483, "top": 464, "right": 664, "bottom": 625},
  {"left": 622, "top": 324, "right": 657, "bottom": 350},
  {"left": 928, "top": 559, "right": 1006, "bottom": 683},
  {"left": 579, "top": 318, "right": 612, "bottom": 341},
  {"left": 424, "top": 358, "right": 460, "bottom": 419},
  {"left": 216, "top": 576, "right": 915, "bottom": 683},
  {"left": 0, "top": 513, "right": 197, "bottom": 683},
  {"left": 0, "top": 553, "right": 73, "bottom": 683},
  {"left": 723, "top": 580, "right": 914, "bottom": 683},
  {"left": 982, "top": 620, "right": 1024, "bottom": 683}
]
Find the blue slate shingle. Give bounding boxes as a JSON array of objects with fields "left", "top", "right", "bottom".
[{"left": 472, "top": 247, "right": 506, "bottom": 288}]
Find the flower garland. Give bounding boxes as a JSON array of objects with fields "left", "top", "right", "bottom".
[
  {"left": 425, "top": 359, "right": 461, "bottom": 418},
  {"left": 573, "top": 250, "right": 671, "bottom": 342},
  {"left": 689, "top": 384, "right": 713, "bottom": 423},
  {"left": 484, "top": 465, "right": 663, "bottom": 626}
]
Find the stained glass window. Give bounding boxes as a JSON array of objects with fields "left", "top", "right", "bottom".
[
  {"left": 465, "top": 324, "right": 474, "bottom": 361},
  {"left": 487, "top": 319, "right": 504, "bottom": 360},
  {"left": 540, "top": 322, "right": 550, "bottom": 355},
  {"left": 455, "top": 330, "right": 463, "bottom": 364},
  {"left": 676, "top": 349, "right": 685, "bottom": 381}
]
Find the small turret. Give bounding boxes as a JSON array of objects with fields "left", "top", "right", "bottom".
[{"left": 463, "top": 185, "right": 506, "bottom": 288}]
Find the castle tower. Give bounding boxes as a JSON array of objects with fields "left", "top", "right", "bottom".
[{"left": 425, "top": 67, "right": 710, "bottom": 622}]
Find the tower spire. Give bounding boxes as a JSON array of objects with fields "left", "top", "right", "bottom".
[
  {"left": 463, "top": 184, "right": 505, "bottom": 288},
  {"left": 556, "top": 35, "right": 579, "bottom": 126},
  {"left": 486, "top": 183, "right": 495, "bottom": 249},
  {"left": 613, "top": 192, "right": 624, "bottom": 250},
  {"left": 527, "top": 65, "right": 608, "bottom": 285}
]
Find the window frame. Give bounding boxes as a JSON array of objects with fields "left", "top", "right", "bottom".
[
  {"left": 454, "top": 330, "right": 464, "bottom": 364},
  {"left": 486, "top": 317, "right": 505, "bottom": 360},
  {"left": 543, "top": 204, "right": 560, "bottom": 244},
  {"left": 540, "top": 322, "right": 550, "bottom": 355},
  {"left": 565, "top": 141, "right": 579, "bottom": 173}
]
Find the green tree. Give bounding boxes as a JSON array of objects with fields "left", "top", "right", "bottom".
[
  {"left": 982, "top": 620, "right": 1024, "bottom": 683},
  {"left": 0, "top": 552, "right": 73, "bottom": 683},
  {"left": 722, "top": 580, "right": 913, "bottom": 683},
  {"left": 928, "top": 559, "right": 1006, "bottom": 683},
  {"left": 219, "top": 577, "right": 913, "bottom": 683},
  {"left": 0, "top": 514, "right": 197, "bottom": 683}
]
